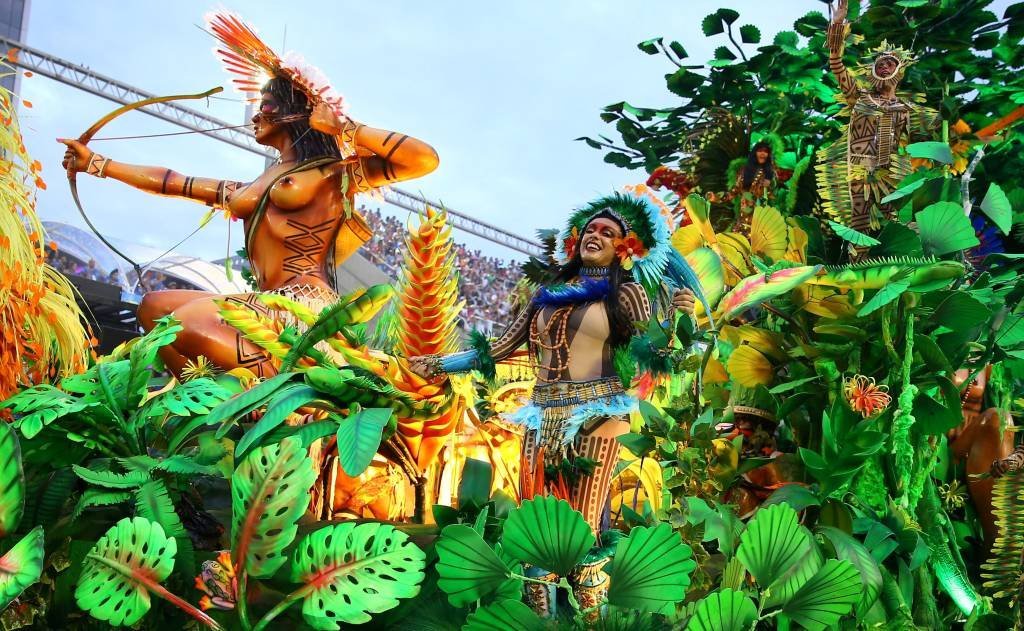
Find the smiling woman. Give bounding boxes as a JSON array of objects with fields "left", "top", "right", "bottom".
[
  {"left": 57, "top": 11, "right": 439, "bottom": 379},
  {"left": 408, "top": 191, "right": 700, "bottom": 614}
]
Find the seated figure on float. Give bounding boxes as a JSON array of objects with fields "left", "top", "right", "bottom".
[
  {"left": 409, "top": 193, "right": 698, "bottom": 614},
  {"left": 59, "top": 13, "right": 438, "bottom": 379}
]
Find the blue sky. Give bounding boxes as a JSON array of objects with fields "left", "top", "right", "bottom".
[{"left": 15, "top": 1, "right": 997, "bottom": 263}]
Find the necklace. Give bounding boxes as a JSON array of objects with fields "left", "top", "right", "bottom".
[{"left": 579, "top": 266, "right": 610, "bottom": 278}]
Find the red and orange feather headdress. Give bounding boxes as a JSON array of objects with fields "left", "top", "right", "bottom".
[{"left": 205, "top": 12, "right": 347, "bottom": 118}]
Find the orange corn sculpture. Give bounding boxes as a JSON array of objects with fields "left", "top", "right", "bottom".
[
  {"left": 0, "top": 71, "right": 88, "bottom": 400},
  {"left": 387, "top": 208, "right": 466, "bottom": 471}
]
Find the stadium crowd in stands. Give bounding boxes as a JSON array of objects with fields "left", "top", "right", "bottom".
[
  {"left": 44, "top": 207, "right": 525, "bottom": 334},
  {"left": 45, "top": 250, "right": 195, "bottom": 292},
  {"left": 360, "top": 208, "right": 523, "bottom": 334}
]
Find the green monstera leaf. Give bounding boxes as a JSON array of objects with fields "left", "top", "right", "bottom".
[
  {"left": 75, "top": 516, "right": 208, "bottom": 628},
  {"left": 0, "top": 526, "right": 44, "bottom": 609},
  {"left": 607, "top": 523, "right": 697, "bottom": 613},
  {"left": 232, "top": 436, "right": 316, "bottom": 578},
  {"left": 0, "top": 420, "right": 25, "bottom": 536},
  {"left": 137, "top": 377, "right": 233, "bottom": 426},
  {"left": 464, "top": 599, "right": 543, "bottom": 631},
  {"left": 501, "top": 496, "right": 595, "bottom": 577},
  {"left": 289, "top": 522, "right": 426, "bottom": 628},
  {"left": 436, "top": 524, "right": 511, "bottom": 606},
  {"left": 3, "top": 384, "right": 90, "bottom": 439},
  {"left": 736, "top": 504, "right": 812, "bottom": 588},
  {"left": 685, "top": 588, "right": 757, "bottom": 631}
]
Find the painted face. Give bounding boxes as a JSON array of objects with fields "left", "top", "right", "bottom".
[
  {"left": 580, "top": 217, "right": 623, "bottom": 267},
  {"left": 874, "top": 56, "right": 898, "bottom": 78},
  {"left": 755, "top": 148, "right": 770, "bottom": 164},
  {"left": 252, "top": 92, "right": 283, "bottom": 144}
]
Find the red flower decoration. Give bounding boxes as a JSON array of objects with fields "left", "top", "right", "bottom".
[
  {"left": 613, "top": 232, "right": 647, "bottom": 270},
  {"left": 844, "top": 375, "right": 892, "bottom": 418},
  {"left": 646, "top": 165, "right": 693, "bottom": 198},
  {"left": 563, "top": 226, "right": 580, "bottom": 258}
]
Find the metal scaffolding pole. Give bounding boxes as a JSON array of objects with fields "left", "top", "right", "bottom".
[{"left": 1, "top": 35, "right": 543, "bottom": 257}]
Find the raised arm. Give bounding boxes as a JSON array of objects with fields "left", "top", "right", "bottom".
[
  {"left": 827, "top": 0, "right": 859, "bottom": 104},
  {"left": 59, "top": 138, "right": 244, "bottom": 209},
  {"left": 308, "top": 104, "right": 439, "bottom": 189}
]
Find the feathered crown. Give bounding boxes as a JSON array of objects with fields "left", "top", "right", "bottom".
[
  {"left": 859, "top": 39, "right": 916, "bottom": 87},
  {"left": 205, "top": 12, "right": 347, "bottom": 118}
]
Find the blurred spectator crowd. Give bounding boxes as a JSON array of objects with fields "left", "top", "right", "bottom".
[
  {"left": 45, "top": 249, "right": 195, "bottom": 293},
  {"left": 360, "top": 208, "right": 523, "bottom": 334},
  {"left": 44, "top": 207, "right": 525, "bottom": 334}
]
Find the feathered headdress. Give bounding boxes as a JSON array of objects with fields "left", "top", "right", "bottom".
[
  {"left": 205, "top": 12, "right": 347, "bottom": 118},
  {"left": 858, "top": 40, "right": 916, "bottom": 91},
  {"left": 561, "top": 192, "right": 711, "bottom": 315}
]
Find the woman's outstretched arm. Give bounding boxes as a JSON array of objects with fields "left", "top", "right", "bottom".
[{"left": 59, "top": 138, "right": 245, "bottom": 208}]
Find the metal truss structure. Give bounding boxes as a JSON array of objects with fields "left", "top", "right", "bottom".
[{"left": 1, "top": 35, "right": 543, "bottom": 257}]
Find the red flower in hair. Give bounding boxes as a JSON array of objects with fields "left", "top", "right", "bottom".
[
  {"left": 614, "top": 232, "right": 647, "bottom": 270},
  {"left": 563, "top": 226, "right": 580, "bottom": 257}
]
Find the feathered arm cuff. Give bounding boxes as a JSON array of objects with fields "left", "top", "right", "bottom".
[{"left": 436, "top": 330, "right": 496, "bottom": 380}]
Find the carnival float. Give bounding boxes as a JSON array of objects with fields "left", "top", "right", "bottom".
[{"left": 2, "top": 1, "right": 1024, "bottom": 628}]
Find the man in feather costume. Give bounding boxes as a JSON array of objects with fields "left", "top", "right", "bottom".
[
  {"left": 410, "top": 192, "right": 703, "bottom": 614},
  {"left": 816, "top": 0, "right": 937, "bottom": 249}
]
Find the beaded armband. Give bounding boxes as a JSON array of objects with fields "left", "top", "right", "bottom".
[{"left": 827, "top": 21, "right": 849, "bottom": 52}]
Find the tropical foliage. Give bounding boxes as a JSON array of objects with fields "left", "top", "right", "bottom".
[{"left": 3, "top": 2, "right": 1024, "bottom": 629}]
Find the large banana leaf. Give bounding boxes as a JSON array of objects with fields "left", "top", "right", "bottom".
[
  {"left": 685, "top": 588, "right": 757, "bottom": 631},
  {"left": 231, "top": 436, "right": 316, "bottom": 578},
  {"left": 234, "top": 384, "right": 320, "bottom": 458},
  {"left": 0, "top": 421, "right": 24, "bottom": 536},
  {"left": 715, "top": 265, "right": 821, "bottom": 323},
  {"left": 500, "top": 496, "right": 595, "bottom": 577},
  {"left": 607, "top": 522, "right": 696, "bottom": 613},
  {"left": 779, "top": 558, "right": 860, "bottom": 630},
  {"left": 736, "top": 504, "right": 812, "bottom": 587},
  {"left": 289, "top": 522, "right": 425, "bottom": 628},
  {"left": 335, "top": 408, "right": 393, "bottom": 477},
  {"left": 0, "top": 526, "right": 44, "bottom": 609},
  {"left": 435, "top": 524, "right": 511, "bottom": 606},
  {"left": 74, "top": 517, "right": 176, "bottom": 626},
  {"left": 463, "top": 599, "right": 543, "bottom": 631}
]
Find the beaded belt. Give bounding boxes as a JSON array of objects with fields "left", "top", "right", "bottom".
[{"left": 531, "top": 378, "right": 624, "bottom": 422}]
